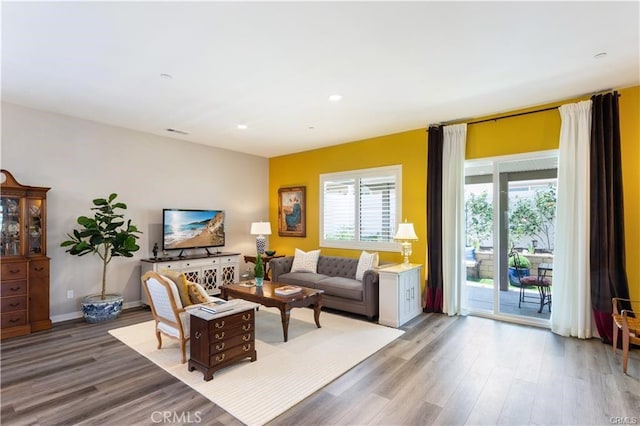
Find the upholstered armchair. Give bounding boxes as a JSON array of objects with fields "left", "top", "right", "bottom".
[{"left": 141, "top": 271, "right": 191, "bottom": 363}]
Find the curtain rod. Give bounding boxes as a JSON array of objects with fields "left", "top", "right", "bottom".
[{"left": 431, "top": 90, "right": 620, "bottom": 128}]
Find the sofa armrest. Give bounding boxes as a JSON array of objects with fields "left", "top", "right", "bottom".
[
  {"left": 361, "top": 269, "right": 380, "bottom": 319},
  {"left": 270, "top": 256, "right": 294, "bottom": 282}
]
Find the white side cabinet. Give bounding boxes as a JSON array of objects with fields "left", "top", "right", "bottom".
[
  {"left": 140, "top": 253, "right": 240, "bottom": 305},
  {"left": 378, "top": 263, "right": 423, "bottom": 328}
]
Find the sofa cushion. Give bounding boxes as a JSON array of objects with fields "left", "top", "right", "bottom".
[
  {"left": 278, "top": 272, "right": 329, "bottom": 288},
  {"left": 355, "top": 251, "right": 379, "bottom": 281},
  {"left": 315, "top": 277, "right": 363, "bottom": 301},
  {"left": 291, "top": 248, "right": 321, "bottom": 273}
]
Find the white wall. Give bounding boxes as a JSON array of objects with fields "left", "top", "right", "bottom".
[{"left": 1, "top": 102, "right": 269, "bottom": 321}]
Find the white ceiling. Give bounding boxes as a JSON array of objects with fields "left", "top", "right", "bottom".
[{"left": 2, "top": 1, "right": 639, "bottom": 158}]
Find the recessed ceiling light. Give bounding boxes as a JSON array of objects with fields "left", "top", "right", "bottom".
[
  {"left": 328, "top": 94, "right": 342, "bottom": 102},
  {"left": 160, "top": 73, "right": 173, "bottom": 79},
  {"left": 166, "top": 128, "right": 189, "bottom": 135},
  {"left": 237, "top": 124, "right": 248, "bottom": 130},
  {"left": 593, "top": 52, "right": 607, "bottom": 59},
  {"left": 308, "top": 126, "right": 315, "bottom": 130}
]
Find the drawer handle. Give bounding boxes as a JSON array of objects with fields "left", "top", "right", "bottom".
[
  {"left": 242, "top": 334, "right": 251, "bottom": 341},
  {"left": 9, "top": 269, "right": 21, "bottom": 274},
  {"left": 194, "top": 331, "right": 201, "bottom": 339},
  {"left": 216, "top": 343, "right": 225, "bottom": 351},
  {"left": 243, "top": 344, "right": 251, "bottom": 352},
  {"left": 215, "top": 320, "right": 225, "bottom": 329},
  {"left": 9, "top": 287, "right": 21, "bottom": 292},
  {"left": 34, "top": 267, "right": 45, "bottom": 272},
  {"left": 242, "top": 314, "right": 251, "bottom": 321},
  {"left": 9, "top": 318, "right": 21, "bottom": 323},
  {"left": 9, "top": 302, "right": 20, "bottom": 307},
  {"left": 215, "top": 354, "right": 225, "bottom": 362},
  {"left": 242, "top": 324, "right": 252, "bottom": 331},
  {"left": 215, "top": 332, "right": 225, "bottom": 340}
]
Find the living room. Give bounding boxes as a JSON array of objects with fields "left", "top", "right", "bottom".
[{"left": 2, "top": 2, "right": 639, "bottom": 425}]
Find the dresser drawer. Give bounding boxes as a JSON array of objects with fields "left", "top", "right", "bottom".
[
  {"left": 1, "top": 262, "right": 27, "bottom": 281},
  {"left": 1, "top": 310, "right": 27, "bottom": 328},
  {"left": 1, "top": 280, "right": 27, "bottom": 297},
  {"left": 207, "top": 310, "right": 254, "bottom": 331},
  {"left": 209, "top": 332, "right": 254, "bottom": 354},
  {"left": 29, "top": 259, "right": 49, "bottom": 277},
  {"left": 208, "top": 341, "right": 255, "bottom": 366},
  {"left": 1, "top": 296, "right": 27, "bottom": 312}
]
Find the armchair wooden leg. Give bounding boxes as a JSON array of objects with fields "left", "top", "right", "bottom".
[
  {"left": 180, "top": 340, "right": 187, "bottom": 364},
  {"left": 613, "top": 318, "right": 618, "bottom": 354},
  {"left": 156, "top": 330, "right": 162, "bottom": 349},
  {"left": 622, "top": 323, "right": 630, "bottom": 374}
]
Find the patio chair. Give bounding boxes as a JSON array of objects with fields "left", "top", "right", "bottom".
[
  {"left": 613, "top": 298, "right": 639, "bottom": 374},
  {"left": 509, "top": 250, "right": 551, "bottom": 313}
]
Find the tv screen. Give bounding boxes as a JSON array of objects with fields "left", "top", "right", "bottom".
[{"left": 163, "top": 209, "right": 225, "bottom": 250}]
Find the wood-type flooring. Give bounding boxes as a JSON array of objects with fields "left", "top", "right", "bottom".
[{"left": 1, "top": 307, "right": 639, "bottom": 425}]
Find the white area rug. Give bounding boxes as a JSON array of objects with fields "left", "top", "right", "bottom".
[{"left": 108, "top": 307, "right": 403, "bottom": 425}]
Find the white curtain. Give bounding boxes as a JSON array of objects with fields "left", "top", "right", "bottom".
[
  {"left": 442, "top": 123, "right": 467, "bottom": 315},
  {"left": 551, "top": 100, "right": 592, "bottom": 338}
]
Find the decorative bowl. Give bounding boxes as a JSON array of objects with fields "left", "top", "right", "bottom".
[{"left": 265, "top": 250, "right": 276, "bottom": 256}]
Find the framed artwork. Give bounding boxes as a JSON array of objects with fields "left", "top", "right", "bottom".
[{"left": 278, "top": 186, "right": 306, "bottom": 237}]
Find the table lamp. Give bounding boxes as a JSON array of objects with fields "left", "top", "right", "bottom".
[
  {"left": 394, "top": 221, "right": 418, "bottom": 264},
  {"left": 250, "top": 221, "right": 272, "bottom": 255}
]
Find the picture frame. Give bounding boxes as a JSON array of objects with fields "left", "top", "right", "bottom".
[{"left": 278, "top": 186, "right": 306, "bottom": 237}]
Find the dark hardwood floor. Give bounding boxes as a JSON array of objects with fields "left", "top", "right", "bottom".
[{"left": 1, "top": 307, "right": 638, "bottom": 425}]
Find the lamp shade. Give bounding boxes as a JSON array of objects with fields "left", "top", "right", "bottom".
[
  {"left": 394, "top": 222, "right": 418, "bottom": 241},
  {"left": 250, "top": 221, "right": 272, "bottom": 235}
]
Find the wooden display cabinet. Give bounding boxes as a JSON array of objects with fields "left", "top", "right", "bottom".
[{"left": 1, "top": 170, "right": 51, "bottom": 339}]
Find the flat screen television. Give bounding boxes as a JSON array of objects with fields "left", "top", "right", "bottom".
[{"left": 162, "top": 209, "right": 225, "bottom": 252}]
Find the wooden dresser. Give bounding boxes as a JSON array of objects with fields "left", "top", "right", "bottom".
[
  {"left": 188, "top": 301, "right": 258, "bottom": 381},
  {"left": 1, "top": 170, "right": 51, "bottom": 339}
]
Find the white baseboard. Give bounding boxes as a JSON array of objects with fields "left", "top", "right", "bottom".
[{"left": 51, "top": 300, "right": 143, "bottom": 323}]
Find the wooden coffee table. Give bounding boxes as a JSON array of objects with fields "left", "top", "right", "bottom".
[{"left": 220, "top": 282, "right": 323, "bottom": 342}]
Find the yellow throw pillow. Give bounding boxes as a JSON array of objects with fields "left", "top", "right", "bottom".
[
  {"left": 161, "top": 269, "right": 192, "bottom": 307},
  {"left": 187, "top": 281, "right": 210, "bottom": 304}
]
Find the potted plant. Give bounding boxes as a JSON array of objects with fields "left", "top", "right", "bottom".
[
  {"left": 254, "top": 253, "right": 264, "bottom": 287},
  {"left": 61, "top": 193, "right": 142, "bottom": 323},
  {"left": 508, "top": 251, "right": 531, "bottom": 287}
]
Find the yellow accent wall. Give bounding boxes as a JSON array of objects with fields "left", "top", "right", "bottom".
[
  {"left": 269, "top": 86, "right": 639, "bottom": 301},
  {"left": 269, "top": 128, "right": 427, "bottom": 266}
]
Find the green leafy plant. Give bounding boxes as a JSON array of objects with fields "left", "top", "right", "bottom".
[
  {"left": 509, "top": 184, "right": 557, "bottom": 250},
  {"left": 465, "top": 191, "right": 493, "bottom": 249},
  {"left": 254, "top": 253, "right": 264, "bottom": 278},
  {"left": 60, "top": 193, "right": 142, "bottom": 300},
  {"left": 508, "top": 253, "right": 531, "bottom": 269}
]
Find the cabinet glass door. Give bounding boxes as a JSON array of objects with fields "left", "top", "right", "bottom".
[
  {"left": 27, "top": 198, "right": 44, "bottom": 255},
  {"left": 1, "top": 195, "right": 22, "bottom": 256}
]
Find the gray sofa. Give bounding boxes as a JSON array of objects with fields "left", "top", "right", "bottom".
[{"left": 270, "top": 255, "right": 381, "bottom": 320}]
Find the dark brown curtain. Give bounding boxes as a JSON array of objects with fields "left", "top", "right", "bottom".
[
  {"left": 424, "top": 126, "right": 443, "bottom": 313},
  {"left": 590, "top": 91, "right": 630, "bottom": 344}
]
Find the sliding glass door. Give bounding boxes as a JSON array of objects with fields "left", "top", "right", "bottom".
[{"left": 463, "top": 151, "right": 557, "bottom": 326}]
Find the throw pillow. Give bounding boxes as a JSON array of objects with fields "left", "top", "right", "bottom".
[
  {"left": 290, "top": 248, "right": 321, "bottom": 273},
  {"left": 355, "top": 251, "right": 379, "bottom": 281},
  {"left": 187, "top": 281, "right": 211, "bottom": 304},
  {"left": 161, "top": 269, "right": 192, "bottom": 307},
  {"left": 158, "top": 274, "right": 184, "bottom": 310}
]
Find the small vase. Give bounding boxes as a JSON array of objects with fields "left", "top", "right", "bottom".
[{"left": 255, "top": 277, "right": 264, "bottom": 287}]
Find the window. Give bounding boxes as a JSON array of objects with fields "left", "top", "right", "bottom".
[{"left": 320, "top": 165, "right": 401, "bottom": 251}]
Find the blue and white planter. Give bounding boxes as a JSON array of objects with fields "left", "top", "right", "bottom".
[
  {"left": 81, "top": 293, "right": 123, "bottom": 323},
  {"left": 508, "top": 267, "right": 531, "bottom": 287}
]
